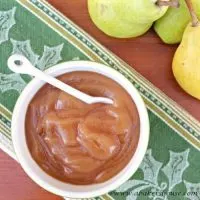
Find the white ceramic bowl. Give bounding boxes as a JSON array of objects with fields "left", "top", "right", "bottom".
[{"left": 11, "top": 61, "right": 149, "bottom": 199}]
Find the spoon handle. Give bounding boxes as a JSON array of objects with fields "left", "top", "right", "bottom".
[
  {"left": 7, "top": 54, "right": 113, "bottom": 105},
  {"left": 39, "top": 72, "right": 113, "bottom": 104},
  {"left": 32, "top": 66, "right": 96, "bottom": 104}
]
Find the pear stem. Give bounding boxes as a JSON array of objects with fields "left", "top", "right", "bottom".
[
  {"left": 157, "top": 0, "right": 180, "bottom": 8},
  {"left": 185, "top": 0, "right": 199, "bottom": 27}
]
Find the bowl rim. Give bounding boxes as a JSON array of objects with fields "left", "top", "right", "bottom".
[{"left": 11, "top": 60, "right": 149, "bottom": 198}]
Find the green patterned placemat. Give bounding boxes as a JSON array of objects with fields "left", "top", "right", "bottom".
[{"left": 0, "top": 0, "right": 200, "bottom": 200}]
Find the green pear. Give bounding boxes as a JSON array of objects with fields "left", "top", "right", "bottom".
[
  {"left": 115, "top": 0, "right": 169, "bottom": 24},
  {"left": 88, "top": 0, "right": 170, "bottom": 38},
  {"left": 154, "top": 0, "right": 200, "bottom": 44},
  {"left": 88, "top": 0, "right": 151, "bottom": 38}
]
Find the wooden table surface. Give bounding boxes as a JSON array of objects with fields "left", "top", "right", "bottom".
[{"left": 1, "top": 1, "right": 200, "bottom": 200}]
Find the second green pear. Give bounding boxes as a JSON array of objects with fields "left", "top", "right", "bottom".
[{"left": 154, "top": 0, "right": 200, "bottom": 44}]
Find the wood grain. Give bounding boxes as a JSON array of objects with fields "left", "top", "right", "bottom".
[{"left": 1, "top": 0, "right": 200, "bottom": 199}]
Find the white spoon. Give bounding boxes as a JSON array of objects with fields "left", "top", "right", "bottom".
[{"left": 7, "top": 54, "right": 113, "bottom": 105}]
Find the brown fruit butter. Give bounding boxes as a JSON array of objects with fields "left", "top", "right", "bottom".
[{"left": 25, "top": 72, "right": 140, "bottom": 185}]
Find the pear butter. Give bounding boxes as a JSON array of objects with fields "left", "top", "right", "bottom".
[{"left": 25, "top": 72, "right": 140, "bottom": 185}]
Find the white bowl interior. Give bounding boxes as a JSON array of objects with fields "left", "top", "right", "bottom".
[{"left": 12, "top": 61, "right": 149, "bottom": 198}]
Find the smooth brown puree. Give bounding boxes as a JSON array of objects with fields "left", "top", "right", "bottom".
[{"left": 25, "top": 72, "right": 140, "bottom": 185}]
